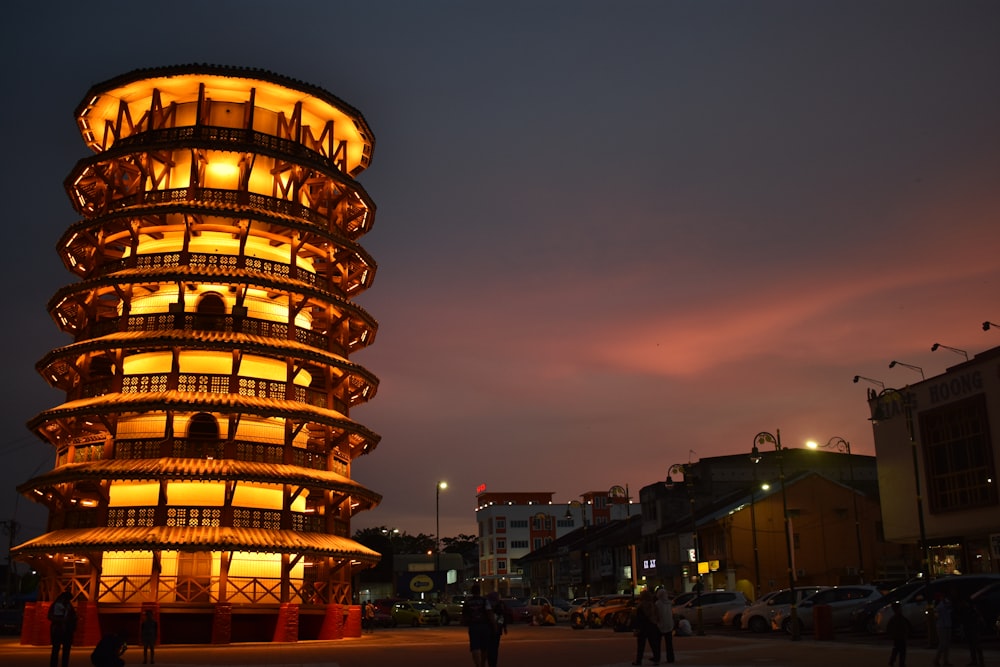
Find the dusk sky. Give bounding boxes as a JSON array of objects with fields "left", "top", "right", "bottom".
[{"left": 1, "top": 1, "right": 998, "bottom": 546}]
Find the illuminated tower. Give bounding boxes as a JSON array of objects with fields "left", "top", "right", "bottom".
[{"left": 14, "top": 65, "right": 382, "bottom": 643}]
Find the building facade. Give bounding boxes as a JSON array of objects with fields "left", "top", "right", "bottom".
[
  {"left": 637, "top": 451, "right": 908, "bottom": 599},
  {"left": 867, "top": 345, "right": 1000, "bottom": 576},
  {"left": 475, "top": 490, "right": 631, "bottom": 597},
  {"left": 13, "top": 65, "right": 383, "bottom": 643}
]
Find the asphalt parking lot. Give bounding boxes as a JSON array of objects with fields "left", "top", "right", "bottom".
[{"left": 1, "top": 621, "right": 997, "bottom": 667}]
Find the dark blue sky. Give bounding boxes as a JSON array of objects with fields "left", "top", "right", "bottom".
[{"left": 1, "top": 1, "right": 998, "bottom": 542}]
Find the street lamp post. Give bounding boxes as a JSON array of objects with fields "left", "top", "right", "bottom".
[
  {"left": 870, "top": 388, "right": 934, "bottom": 645},
  {"left": 666, "top": 463, "right": 703, "bottom": 636},
  {"left": 609, "top": 485, "right": 638, "bottom": 594},
  {"left": 807, "top": 437, "right": 864, "bottom": 582},
  {"left": 750, "top": 471, "right": 766, "bottom": 598},
  {"left": 436, "top": 481, "right": 447, "bottom": 574},
  {"left": 565, "top": 501, "right": 589, "bottom": 600},
  {"left": 750, "top": 430, "right": 799, "bottom": 641}
]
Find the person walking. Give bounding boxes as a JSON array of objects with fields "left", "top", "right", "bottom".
[
  {"left": 886, "top": 601, "right": 909, "bottom": 667},
  {"left": 933, "top": 591, "right": 954, "bottom": 667},
  {"left": 632, "top": 589, "right": 661, "bottom": 666},
  {"left": 486, "top": 592, "right": 508, "bottom": 667},
  {"left": 47, "top": 591, "right": 77, "bottom": 667},
  {"left": 654, "top": 589, "right": 676, "bottom": 664},
  {"left": 955, "top": 595, "right": 983, "bottom": 667},
  {"left": 461, "top": 583, "right": 497, "bottom": 667},
  {"left": 141, "top": 609, "right": 158, "bottom": 664}
]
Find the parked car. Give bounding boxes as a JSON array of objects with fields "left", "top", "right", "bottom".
[
  {"left": 970, "top": 580, "right": 1000, "bottom": 637},
  {"left": 739, "top": 586, "right": 827, "bottom": 633},
  {"left": 871, "top": 574, "right": 1000, "bottom": 637},
  {"left": 502, "top": 597, "right": 531, "bottom": 623},
  {"left": 571, "top": 595, "right": 635, "bottom": 629},
  {"left": 369, "top": 599, "right": 397, "bottom": 628},
  {"left": 850, "top": 580, "right": 925, "bottom": 633},
  {"left": 435, "top": 594, "right": 467, "bottom": 625},
  {"left": 773, "top": 585, "right": 882, "bottom": 635},
  {"left": 672, "top": 590, "right": 749, "bottom": 627},
  {"left": 391, "top": 600, "right": 442, "bottom": 626},
  {"left": 525, "top": 596, "right": 569, "bottom": 623}
]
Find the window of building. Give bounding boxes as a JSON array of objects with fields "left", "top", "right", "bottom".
[
  {"left": 533, "top": 538, "right": 544, "bottom": 550},
  {"left": 921, "top": 394, "right": 998, "bottom": 513},
  {"left": 497, "top": 558, "right": 507, "bottom": 573},
  {"left": 495, "top": 518, "right": 506, "bottom": 531},
  {"left": 510, "top": 540, "right": 528, "bottom": 549},
  {"left": 496, "top": 538, "right": 506, "bottom": 553},
  {"left": 531, "top": 515, "right": 551, "bottom": 531},
  {"left": 509, "top": 519, "right": 528, "bottom": 528}
]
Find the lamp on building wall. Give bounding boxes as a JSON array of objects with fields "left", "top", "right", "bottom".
[
  {"left": 666, "top": 463, "right": 704, "bottom": 636},
  {"left": 806, "top": 437, "right": 864, "bottom": 582},
  {"left": 888, "top": 360, "right": 925, "bottom": 380},
  {"left": 930, "top": 343, "right": 968, "bottom": 361},
  {"left": 750, "top": 430, "right": 799, "bottom": 640}
]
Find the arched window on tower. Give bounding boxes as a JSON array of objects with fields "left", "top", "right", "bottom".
[
  {"left": 187, "top": 412, "right": 221, "bottom": 459},
  {"left": 194, "top": 292, "right": 227, "bottom": 331}
]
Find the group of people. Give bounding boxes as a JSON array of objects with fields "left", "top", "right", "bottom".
[
  {"left": 631, "top": 588, "right": 676, "bottom": 665},
  {"left": 885, "top": 588, "right": 985, "bottom": 667},
  {"left": 47, "top": 592, "right": 158, "bottom": 667},
  {"left": 461, "top": 584, "right": 508, "bottom": 667}
]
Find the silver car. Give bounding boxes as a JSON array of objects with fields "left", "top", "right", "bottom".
[
  {"left": 739, "top": 586, "right": 828, "bottom": 633},
  {"left": 871, "top": 574, "right": 1000, "bottom": 637},
  {"left": 772, "top": 585, "right": 881, "bottom": 634},
  {"left": 672, "top": 590, "right": 749, "bottom": 627}
]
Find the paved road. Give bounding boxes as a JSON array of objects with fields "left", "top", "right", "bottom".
[{"left": 1, "top": 624, "right": 996, "bottom": 667}]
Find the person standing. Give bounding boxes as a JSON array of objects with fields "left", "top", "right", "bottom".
[
  {"left": 47, "top": 591, "right": 77, "bottom": 667},
  {"left": 933, "top": 591, "right": 954, "bottom": 667},
  {"left": 141, "top": 609, "right": 158, "bottom": 664},
  {"left": 886, "top": 602, "right": 909, "bottom": 667},
  {"left": 486, "top": 592, "right": 507, "bottom": 667},
  {"left": 461, "top": 583, "right": 497, "bottom": 667},
  {"left": 654, "top": 589, "right": 675, "bottom": 664},
  {"left": 632, "top": 589, "right": 661, "bottom": 666}
]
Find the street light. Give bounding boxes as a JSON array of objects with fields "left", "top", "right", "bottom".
[
  {"left": 806, "top": 437, "right": 865, "bottom": 583},
  {"left": 565, "top": 501, "right": 589, "bottom": 599},
  {"left": 666, "top": 463, "right": 704, "bottom": 636},
  {"left": 888, "top": 360, "right": 925, "bottom": 380},
  {"left": 930, "top": 343, "right": 968, "bottom": 361},
  {"left": 983, "top": 321, "right": 1000, "bottom": 331},
  {"left": 436, "top": 481, "right": 447, "bottom": 573},
  {"left": 852, "top": 375, "right": 885, "bottom": 390},
  {"left": 750, "top": 430, "right": 799, "bottom": 641}
]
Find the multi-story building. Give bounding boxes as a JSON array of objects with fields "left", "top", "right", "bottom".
[
  {"left": 13, "top": 65, "right": 383, "bottom": 644},
  {"left": 866, "top": 344, "right": 1000, "bottom": 575},
  {"left": 475, "top": 489, "right": 631, "bottom": 596},
  {"left": 638, "top": 450, "right": 908, "bottom": 598}
]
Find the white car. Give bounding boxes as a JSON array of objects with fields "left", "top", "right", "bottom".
[
  {"left": 672, "top": 590, "right": 749, "bottom": 627},
  {"left": 772, "top": 585, "right": 882, "bottom": 634},
  {"left": 739, "top": 586, "right": 827, "bottom": 633}
]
